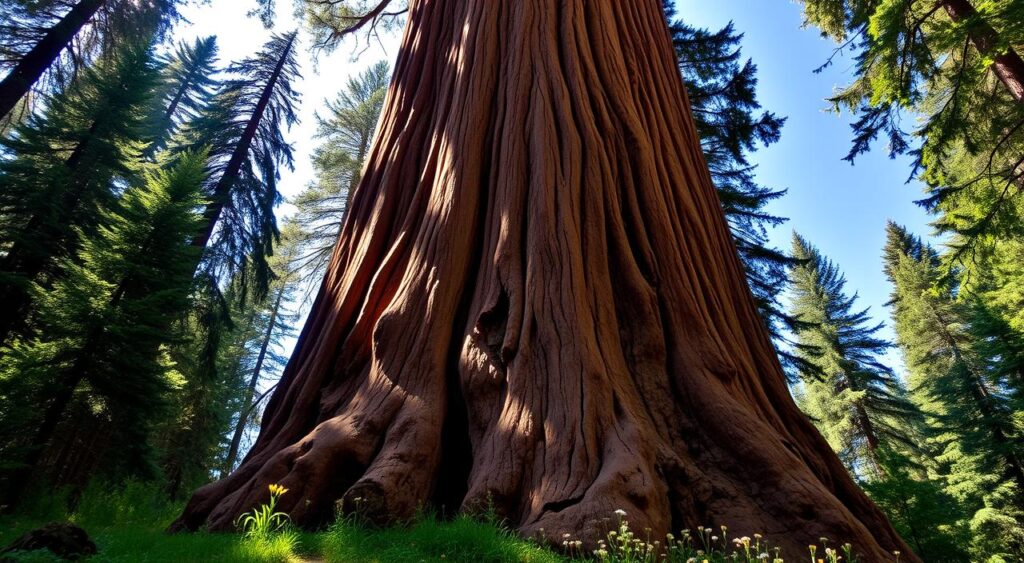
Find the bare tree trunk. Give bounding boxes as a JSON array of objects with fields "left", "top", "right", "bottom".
[
  {"left": 0, "top": 0, "right": 106, "bottom": 121},
  {"left": 171, "top": 1, "right": 915, "bottom": 559},
  {"left": 223, "top": 286, "right": 285, "bottom": 473}
]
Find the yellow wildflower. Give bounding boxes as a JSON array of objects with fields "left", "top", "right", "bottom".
[{"left": 268, "top": 484, "right": 289, "bottom": 496}]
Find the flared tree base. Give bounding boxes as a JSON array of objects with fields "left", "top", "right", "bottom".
[{"left": 172, "top": 1, "right": 917, "bottom": 560}]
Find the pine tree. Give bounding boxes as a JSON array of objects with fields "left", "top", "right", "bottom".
[
  {"left": 789, "top": 233, "right": 920, "bottom": 477},
  {"left": 156, "top": 227, "right": 301, "bottom": 496},
  {"left": 0, "top": 41, "right": 160, "bottom": 344},
  {"left": 184, "top": 32, "right": 300, "bottom": 297},
  {"left": 292, "top": 60, "right": 389, "bottom": 287},
  {"left": 145, "top": 36, "right": 219, "bottom": 157},
  {"left": 884, "top": 223, "right": 1024, "bottom": 522},
  {"left": 151, "top": 37, "right": 302, "bottom": 492},
  {"left": 0, "top": 150, "right": 207, "bottom": 502},
  {"left": 155, "top": 279, "right": 237, "bottom": 498},
  {"left": 861, "top": 448, "right": 971, "bottom": 562},
  {"left": 0, "top": 0, "right": 180, "bottom": 121},
  {"left": 938, "top": 197, "right": 1024, "bottom": 402},
  {"left": 293, "top": 0, "right": 408, "bottom": 52},
  {"left": 662, "top": 2, "right": 804, "bottom": 376}
]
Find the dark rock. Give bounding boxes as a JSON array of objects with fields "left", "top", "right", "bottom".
[{"left": 1, "top": 523, "right": 97, "bottom": 560}]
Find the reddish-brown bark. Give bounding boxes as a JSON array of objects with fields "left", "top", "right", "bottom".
[
  {"left": 172, "top": 1, "right": 916, "bottom": 559},
  {"left": 942, "top": 0, "right": 1024, "bottom": 101}
]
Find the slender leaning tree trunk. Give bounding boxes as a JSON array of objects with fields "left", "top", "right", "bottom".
[
  {"left": 223, "top": 286, "right": 286, "bottom": 473},
  {"left": 190, "top": 34, "right": 295, "bottom": 257},
  {"left": 0, "top": 0, "right": 106, "bottom": 121},
  {"left": 172, "top": 1, "right": 915, "bottom": 558}
]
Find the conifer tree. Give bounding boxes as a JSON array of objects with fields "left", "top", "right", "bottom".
[
  {"left": 0, "top": 41, "right": 160, "bottom": 344},
  {"left": 0, "top": 0, "right": 108, "bottom": 121},
  {"left": 884, "top": 223, "right": 1024, "bottom": 506},
  {"left": 287, "top": 0, "right": 408, "bottom": 52},
  {"left": 789, "top": 233, "right": 920, "bottom": 476},
  {"left": 938, "top": 202, "right": 1024, "bottom": 402},
  {"left": 155, "top": 279, "right": 238, "bottom": 498},
  {"left": 155, "top": 37, "right": 302, "bottom": 485},
  {"left": 184, "top": 32, "right": 300, "bottom": 296},
  {"left": 0, "top": 0, "right": 179, "bottom": 121},
  {"left": 146, "top": 36, "right": 219, "bottom": 157},
  {"left": 0, "top": 150, "right": 207, "bottom": 501},
  {"left": 663, "top": 2, "right": 805, "bottom": 375},
  {"left": 156, "top": 230, "right": 300, "bottom": 496},
  {"left": 799, "top": 0, "right": 1024, "bottom": 250},
  {"left": 222, "top": 222, "right": 301, "bottom": 473},
  {"left": 292, "top": 61, "right": 388, "bottom": 287}
]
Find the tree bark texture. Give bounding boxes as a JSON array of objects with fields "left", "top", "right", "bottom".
[
  {"left": 172, "top": 1, "right": 915, "bottom": 559},
  {"left": 942, "top": 0, "right": 1024, "bottom": 101}
]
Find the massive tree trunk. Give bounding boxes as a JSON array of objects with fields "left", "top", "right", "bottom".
[{"left": 172, "top": 1, "right": 914, "bottom": 559}]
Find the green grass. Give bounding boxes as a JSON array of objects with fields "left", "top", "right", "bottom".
[
  {"left": 0, "top": 513, "right": 558, "bottom": 562},
  {"left": 0, "top": 482, "right": 562, "bottom": 562},
  {"left": 319, "top": 515, "right": 562, "bottom": 563},
  {"left": 0, "top": 483, "right": 887, "bottom": 562}
]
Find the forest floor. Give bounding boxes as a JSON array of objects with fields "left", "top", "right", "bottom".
[
  {"left": 0, "top": 484, "right": 849, "bottom": 562},
  {"left": 0, "top": 512, "right": 563, "bottom": 562},
  {"left": 0, "top": 482, "right": 563, "bottom": 562}
]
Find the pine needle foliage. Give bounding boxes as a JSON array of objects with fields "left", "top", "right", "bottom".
[
  {"left": 0, "top": 0, "right": 182, "bottom": 122},
  {"left": 0, "top": 40, "right": 160, "bottom": 342},
  {"left": 183, "top": 32, "right": 300, "bottom": 298},
  {"left": 884, "top": 221, "right": 1024, "bottom": 558},
  {"left": 789, "top": 233, "right": 920, "bottom": 476},
  {"left": 663, "top": 1, "right": 807, "bottom": 377},
  {"left": 146, "top": 35, "right": 220, "bottom": 157},
  {"left": 798, "top": 0, "right": 1024, "bottom": 251},
  {"left": 884, "top": 224, "right": 1023, "bottom": 491},
  {"left": 0, "top": 150, "right": 208, "bottom": 488},
  {"left": 291, "top": 60, "right": 389, "bottom": 289}
]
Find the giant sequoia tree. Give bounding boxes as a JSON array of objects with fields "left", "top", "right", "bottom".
[{"left": 172, "top": 2, "right": 913, "bottom": 558}]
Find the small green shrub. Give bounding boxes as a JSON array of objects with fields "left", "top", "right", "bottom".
[{"left": 236, "top": 484, "right": 292, "bottom": 539}]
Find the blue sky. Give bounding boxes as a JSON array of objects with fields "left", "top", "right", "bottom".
[
  {"left": 175, "top": 0, "right": 936, "bottom": 375},
  {"left": 673, "top": 0, "right": 934, "bottom": 370}
]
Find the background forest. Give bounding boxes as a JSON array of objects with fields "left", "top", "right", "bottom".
[{"left": 0, "top": 0, "right": 1022, "bottom": 561}]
